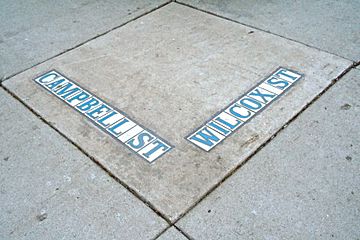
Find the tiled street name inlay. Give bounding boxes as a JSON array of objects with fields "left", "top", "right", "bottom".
[
  {"left": 34, "top": 70, "right": 172, "bottom": 163},
  {"left": 187, "top": 67, "right": 303, "bottom": 151}
]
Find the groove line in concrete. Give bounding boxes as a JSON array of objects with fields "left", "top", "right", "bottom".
[
  {"left": 1, "top": 1, "right": 173, "bottom": 83},
  {"left": 174, "top": 1, "right": 355, "bottom": 63},
  {"left": 170, "top": 61, "right": 358, "bottom": 227}
]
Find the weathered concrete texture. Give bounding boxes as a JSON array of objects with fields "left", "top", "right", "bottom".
[
  {"left": 0, "top": 0, "right": 168, "bottom": 80},
  {"left": 179, "top": 0, "right": 360, "bottom": 61},
  {"left": 4, "top": 3, "right": 352, "bottom": 221},
  {"left": 157, "top": 227, "right": 188, "bottom": 240},
  {"left": 0, "top": 88, "right": 167, "bottom": 239},
  {"left": 178, "top": 69, "right": 360, "bottom": 239}
]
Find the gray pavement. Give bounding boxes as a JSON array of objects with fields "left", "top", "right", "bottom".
[
  {"left": 179, "top": 0, "right": 360, "bottom": 61},
  {"left": 3, "top": 3, "right": 351, "bottom": 222},
  {"left": 0, "top": 88, "right": 168, "bottom": 239},
  {"left": 1, "top": 1, "right": 359, "bottom": 239},
  {"left": 177, "top": 69, "right": 360, "bottom": 239},
  {"left": 0, "top": 0, "right": 168, "bottom": 80},
  {"left": 157, "top": 227, "right": 188, "bottom": 240}
]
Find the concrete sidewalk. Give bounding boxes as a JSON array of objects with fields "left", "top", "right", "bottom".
[
  {"left": 177, "top": 69, "right": 360, "bottom": 239},
  {"left": 1, "top": 1, "right": 359, "bottom": 239},
  {"left": 0, "top": 0, "right": 169, "bottom": 80}
]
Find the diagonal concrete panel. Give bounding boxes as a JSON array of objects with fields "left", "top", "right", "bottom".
[
  {"left": 177, "top": 69, "right": 360, "bottom": 239},
  {"left": 3, "top": 3, "right": 352, "bottom": 221},
  {"left": 0, "top": 88, "right": 168, "bottom": 239},
  {"left": 179, "top": 0, "right": 360, "bottom": 61},
  {"left": 0, "top": 0, "right": 168, "bottom": 80}
]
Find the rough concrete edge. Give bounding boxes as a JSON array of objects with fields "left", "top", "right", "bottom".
[
  {"left": 1, "top": 0, "right": 173, "bottom": 83},
  {"left": 171, "top": 61, "right": 359, "bottom": 237},
  {"left": 174, "top": 1, "right": 356, "bottom": 62}
]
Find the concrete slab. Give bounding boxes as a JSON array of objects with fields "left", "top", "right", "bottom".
[
  {"left": 0, "top": 88, "right": 167, "bottom": 239},
  {"left": 179, "top": 0, "right": 360, "bottom": 61},
  {"left": 0, "top": 0, "right": 168, "bottom": 80},
  {"left": 3, "top": 3, "right": 352, "bottom": 221},
  {"left": 177, "top": 69, "right": 360, "bottom": 239},
  {"left": 157, "top": 227, "right": 188, "bottom": 240}
]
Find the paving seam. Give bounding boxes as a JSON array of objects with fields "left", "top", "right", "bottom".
[
  {"left": 152, "top": 225, "right": 191, "bottom": 240},
  {"left": 152, "top": 225, "right": 173, "bottom": 240},
  {"left": 174, "top": 225, "right": 193, "bottom": 240},
  {"left": 174, "top": 225, "right": 194, "bottom": 240},
  {"left": 153, "top": 60, "right": 359, "bottom": 236},
  {"left": 2, "top": 62, "right": 357, "bottom": 235},
  {"left": 170, "top": 61, "right": 359, "bottom": 226},
  {"left": 0, "top": 0, "right": 174, "bottom": 226},
  {"left": 174, "top": 1, "right": 355, "bottom": 62},
  {"left": 1, "top": 0, "right": 358, "bottom": 227},
  {"left": 0, "top": 0, "right": 173, "bottom": 83},
  {"left": 0, "top": 83, "right": 173, "bottom": 227}
]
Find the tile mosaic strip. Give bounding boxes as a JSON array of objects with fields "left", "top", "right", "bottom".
[
  {"left": 33, "top": 70, "right": 172, "bottom": 163},
  {"left": 186, "top": 67, "right": 303, "bottom": 151}
]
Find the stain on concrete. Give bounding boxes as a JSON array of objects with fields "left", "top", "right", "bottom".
[
  {"left": 341, "top": 103, "right": 351, "bottom": 110},
  {"left": 36, "top": 212, "right": 47, "bottom": 222}
]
